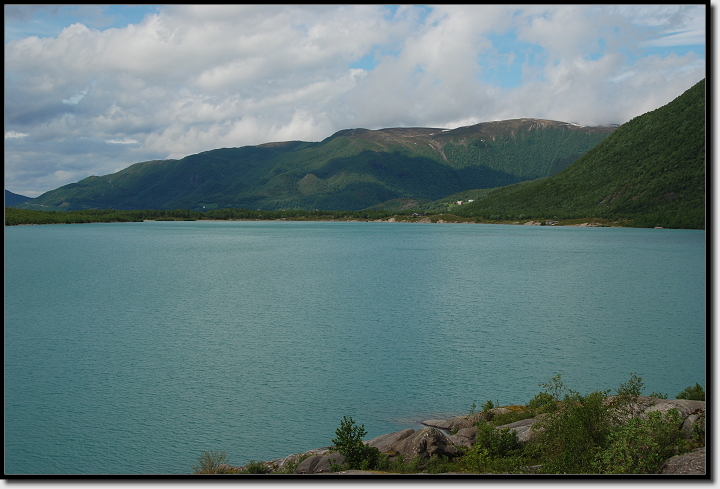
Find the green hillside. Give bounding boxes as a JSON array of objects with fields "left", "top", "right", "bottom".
[
  {"left": 19, "top": 120, "right": 613, "bottom": 212},
  {"left": 455, "top": 79, "right": 706, "bottom": 229}
]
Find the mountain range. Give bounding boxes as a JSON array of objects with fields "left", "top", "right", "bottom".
[{"left": 13, "top": 119, "right": 614, "bottom": 212}]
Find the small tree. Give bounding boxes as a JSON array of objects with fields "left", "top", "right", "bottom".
[
  {"left": 331, "top": 416, "right": 379, "bottom": 470},
  {"left": 612, "top": 372, "right": 645, "bottom": 420}
]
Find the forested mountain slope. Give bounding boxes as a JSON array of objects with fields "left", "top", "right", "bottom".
[
  {"left": 4, "top": 190, "right": 33, "bottom": 207},
  {"left": 455, "top": 79, "right": 706, "bottom": 229},
  {"left": 19, "top": 119, "right": 613, "bottom": 212}
]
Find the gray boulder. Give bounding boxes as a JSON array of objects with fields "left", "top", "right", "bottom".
[
  {"left": 657, "top": 447, "right": 705, "bottom": 475},
  {"left": 423, "top": 409, "right": 510, "bottom": 433},
  {"left": 422, "top": 413, "right": 477, "bottom": 432},
  {"left": 391, "top": 427, "right": 459, "bottom": 460},
  {"left": 421, "top": 419, "right": 453, "bottom": 430},
  {"left": 448, "top": 427, "right": 477, "bottom": 448},
  {"left": 495, "top": 417, "right": 542, "bottom": 443},
  {"left": 642, "top": 398, "right": 705, "bottom": 419},
  {"left": 606, "top": 396, "right": 704, "bottom": 420},
  {"left": 366, "top": 428, "right": 415, "bottom": 453},
  {"left": 295, "top": 452, "right": 345, "bottom": 474},
  {"left": 272, "top": 447, "right": 331, "bottom": 473}
]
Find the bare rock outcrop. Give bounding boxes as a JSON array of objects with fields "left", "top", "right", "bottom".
[
  {"left": 295, "top": 452, "right": 344, "bottom": 474},
  {"left": 495, "top": 417, "right": 543, "bottom": 443},
  {"left": 365, "top": 428, "right": 415, "bottom": 453},
  {"left": 422, "top": 409, "right": 508, "bottom": 432},
  {"left": 448, "top": 427, "right": 477, "bottom": 448}
]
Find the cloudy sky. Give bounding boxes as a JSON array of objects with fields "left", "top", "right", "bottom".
[{"left": 4, "top": 5, "right": 706, "bottom": 197}]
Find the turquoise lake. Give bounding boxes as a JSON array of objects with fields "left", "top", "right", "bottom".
[{"left": 4, "top": 220, "right": 705, "bottom": 474}]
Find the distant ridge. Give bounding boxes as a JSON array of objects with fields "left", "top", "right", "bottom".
[{"left": 5, "top": 190, "right": 33, "bottom": 207}]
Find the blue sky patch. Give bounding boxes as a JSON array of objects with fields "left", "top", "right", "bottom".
[
  {"left": 478, "top": 30, "right": 547, "bottom": 88},
  {"left": 5, "top": 5, "right": 159, "bottom": 43},
  {"left": 350, "top": 53, "right": 379, "bottom": 71}
]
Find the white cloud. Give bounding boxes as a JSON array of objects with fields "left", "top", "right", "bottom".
[{"left": 3, "top": 4, "right": 706, "bottom": 196}]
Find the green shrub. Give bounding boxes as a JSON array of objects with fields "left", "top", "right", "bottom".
[
  {"left": 400, "top": 455, "right": 424, "bottom": 474},
  {"left": 192, "top": 450, "right": 230, "bottom": 474},
  {"left": 473, "top": 423, "right": 522, "bottom": 457},
  {"left": 424, "top": 454, "right": 462, "bottom": 474},
  {"left": 690, "top": 415, "right": 706, "bottom": 448},
  {"left": 538, "top": 373, "right": 566, "bottom": 402},
  {"left": 536, "top": 389, "right": 613, "bottom": 474},
  {"left": 239, "top": 460, "right": 267, "bottom": 474},
  {"left": 462, "top": 422, "right": 527, "bottom": 474},
  {"left": 612, "top": 372, "right": 645, "bottom": 420},
  {"left": 527, "top": 391, "right": 554, "bottom": 411},
  {"left": 489, "top": 409, "right": 536, "bottom": 427},
  {"left": 676, "top": 383, "right": 705, "bottom": 401},
  {"left": 594, "top": 409, "right": 684, "bottom": 474},
  {"left": 462, "top": 445, "right": 526, "bottom": 474},
  {"left": 480, "top": 399, "right": 500, "bottom": 420},
  {"left": 276, "top": 452, "right": 312, "bottom": 474}
]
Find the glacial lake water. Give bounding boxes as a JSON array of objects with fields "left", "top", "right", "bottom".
[{"left": 4, "top": 220, "right": 705, "bottom": 474}]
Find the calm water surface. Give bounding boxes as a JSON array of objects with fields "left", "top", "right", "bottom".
[{"left": 4, "top": 221, "right": 705, "bottom": 474}]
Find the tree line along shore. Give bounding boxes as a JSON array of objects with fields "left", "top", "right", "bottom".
[{"left": 4, "top": 207, "right": 640, "bottom": 228}]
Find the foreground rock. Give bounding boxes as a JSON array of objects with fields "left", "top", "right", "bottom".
[
  {"left": 385, "top": 427, "right": 460, "bottom": 460},
  {"left": 295, "top": 451, "right": 345, "bottom": 474},
  {"left": 657, "top": 447, "right": 705, "bottom": 474}
]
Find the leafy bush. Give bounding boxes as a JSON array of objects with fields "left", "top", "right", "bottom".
[
  {"left": 535, "top": 389, "right": 613, "bottom": 474},
  {"left": 462, "top": 422, "right": 527, "bottom": 474},
  {"left": 527, "top": 391, "right": 555, "bottom": 411},
  {"left": 690, "top": 415, "right": 706, "bottom": 448},
  {"left": 539, "top": 373, "right": 566, "bottom": 402},
  {"left": 192, "top": 450, "right": 230, "bottom": 474},
  {"left": 424, "top": 454, "right": 462, "bottom": 474},
  {"left": 676, "top": 383, "right": 705, "bottom": 401},
  {"left": 527, "top": 373, "right": 697, "bottom": 474},
  {"left": 594, "top": 409, "right": 684, "bottom": 474},
  {"left": 611, "top": 372, "right": 645, "bottom": 420},
  {"left": 480, "top": 399, "right": 500, "bottom": 420},
  {"left": 388, "top": 455, "right": 424, "bottom": 474},
  {"left": 489, "top": 409, "right": 536, "bottom": 427},
  {"left": 331, "top": 416, "right": 380, "bottom": 470},
  {"left": 276, "top": 452, "right": 312, "bottom": 474},
  {"left": 473, "top": 423, "right": 522, "bottom": 457}
]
